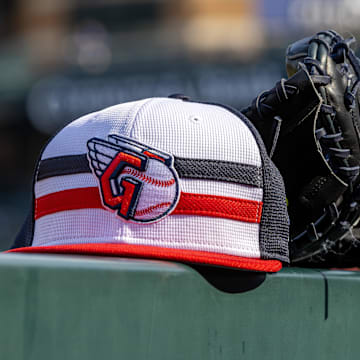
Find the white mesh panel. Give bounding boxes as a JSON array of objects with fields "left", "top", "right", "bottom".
[
  {"left": 33, "top": 209, "right": 261, "bottom": 259},
  {"left": 132, "top": 98, "right": 261, "bottom": 166},
  {"left": 41, "top": 98, "right": 154, "bottom": 159},
  {"left": 35, "top": 175, "right": 263, "bottom": 202},
  {"left": 35, "top": 174, "right": 98, "bottom": 198},
  {"left": 41, "top": 98, "right": 261, "bottom": 167},
  {"left": 180, "top": 179, "right": 263, "bottom": 201}
]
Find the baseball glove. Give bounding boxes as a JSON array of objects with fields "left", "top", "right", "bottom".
[{"left": 242, "top": 30, "right": 360, "bottom": 267}]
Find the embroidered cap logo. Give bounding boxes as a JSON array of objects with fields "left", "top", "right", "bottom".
[{"left": 87, "top": 135, "right": 180, "bottom": 223}]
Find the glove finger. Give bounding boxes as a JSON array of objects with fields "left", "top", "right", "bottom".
[{"left": 308, "top": 41, "right": 319, "bottom": 63}]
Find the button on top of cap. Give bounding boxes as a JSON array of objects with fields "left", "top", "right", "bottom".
[{"left": 168, "top": 93, "right": 190, "bottom": 101}]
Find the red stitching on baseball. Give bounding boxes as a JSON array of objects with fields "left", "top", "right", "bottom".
[
  {"left": 135, "top": 202, "right": 172, "bottom": 217},
  {"left": 122, "top": 168, "right": 175, "bottom": 188}
]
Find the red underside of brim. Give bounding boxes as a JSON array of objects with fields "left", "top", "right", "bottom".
[{"left": 6, "top": 243, "right": 282, "bottom": 272}]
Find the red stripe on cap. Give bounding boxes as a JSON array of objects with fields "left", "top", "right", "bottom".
[
  {"left": 35, "top": 187, "right": 262, "bottom": 223},
  {"left": 6, "top": 243, "right": 282, "bottom": 272},
  {"left": 35, "top": 187, "right": 101, "bottom": 220},
  {"left": 174, "top": 193, "right": 262, "bottom": 222}
]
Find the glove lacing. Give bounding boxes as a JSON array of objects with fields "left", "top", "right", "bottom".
[{"left": 292, "top": 36, "right": 360, "bottom": 262}]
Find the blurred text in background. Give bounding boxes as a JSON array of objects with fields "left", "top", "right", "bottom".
[{"left": 0, "top": 0, "right": 358, "bottom": 249}]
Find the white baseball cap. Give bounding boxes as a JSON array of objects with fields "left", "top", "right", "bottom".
[{"left": 9, "top": 96, "right": 289, "bottom": 272}]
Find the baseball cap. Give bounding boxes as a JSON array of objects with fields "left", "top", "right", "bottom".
[{"left": 8, "top": 96, "right": 289, "bottom": 272}]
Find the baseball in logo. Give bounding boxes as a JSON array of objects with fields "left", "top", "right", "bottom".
[{"left": 87, "top": 135, "right": 180, "bottom": 223}]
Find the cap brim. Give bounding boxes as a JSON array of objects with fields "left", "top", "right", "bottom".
[{"left": 6, "top": 243, "right": 282, "bottom": 272}]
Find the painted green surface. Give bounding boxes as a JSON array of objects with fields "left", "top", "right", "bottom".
[{"left": 0, "top": 253, "right": 359, "bottom": 360}]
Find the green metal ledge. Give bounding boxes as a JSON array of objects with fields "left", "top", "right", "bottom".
[{"left": 0, "top": 253, "right": 359, "bottom": 360}]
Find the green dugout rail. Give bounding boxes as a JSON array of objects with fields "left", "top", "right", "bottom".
[{"left": 0, "top": 253, "right": 359, "bottom": 360}]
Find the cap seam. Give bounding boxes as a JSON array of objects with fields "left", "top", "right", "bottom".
[{"left": 128, "top": 97, "right": 161, "bottom": 140}]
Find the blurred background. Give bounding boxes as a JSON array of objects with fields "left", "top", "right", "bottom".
[{"left": 1, "top": 0, "right": 359, "bottom": 250}]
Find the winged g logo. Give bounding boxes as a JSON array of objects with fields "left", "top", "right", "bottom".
[{"left": 87, "top": 135, "right": 180, "bottom": 223}]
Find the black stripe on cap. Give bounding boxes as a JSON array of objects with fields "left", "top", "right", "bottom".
[
  {"left": 37, "top": 154, "right": 263, "bottom": 187},
  {"left": 174, "top": 157, "right": 262, "bottom": 187},
  {"left": 37, "top": 154, "right": 90, "bottom": 181}
]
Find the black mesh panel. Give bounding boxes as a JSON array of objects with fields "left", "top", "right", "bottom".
[{"left": 210, "top": 103, "right": 290, "bottom": 262}]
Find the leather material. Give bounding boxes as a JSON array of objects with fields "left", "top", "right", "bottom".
[
  {"left": 286, "top": 36, "right": 312, "bottom": 76},
  {"left": 286, "top": 30, "right": 360, "bottom": 265},
  {"left": 242, "top": 66, "right": 322, "bottom": 152},
  {"left": 243, "top": 30, "right": 360, "bottom": 266},
  {"left": 242, "top": 63, "right": 347, "bottom": 234}
]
